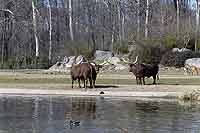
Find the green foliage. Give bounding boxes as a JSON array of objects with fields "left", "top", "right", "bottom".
[
  {"left": 0, "top": 56, "right": 50, "bottom": 69},
  {"left": 67, "top": 41, "right": 94, "bottom": 60},
  {"left": 129, "top": 46, "right": 163, "bottom": 64},
  {"left": 161, "top": 51, "right": 200, "bottom": 67},
  {"left": 113, "top": 41, "right": 129, "bottom": 54},
  {"left": 128, "top": 39, "right": 165, "bottom": 64},
  {"left": 196, "top": 39, "right": 200, "bottom": 49},
  {"left": 162, "top": 36, "right": 177, "bottom": 49}
]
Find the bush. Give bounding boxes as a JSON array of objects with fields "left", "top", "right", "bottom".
[
  {"left": 67, "top": 41, "right": 94, "bottom": 60},
  {"left": 162, "top": 36, "right": 177, "bottom": 49},
  {"left": 128, "top": 40, "right": 166, "bottom": 64},
  {"left": 0, "top": 56, "right": 50, "bottom": 69},
  {"left": 161, "top": 51, "right": 200, "bottom": 67},
  {"left": 113, "top": 41, "right": 129, "bottom": 54}
]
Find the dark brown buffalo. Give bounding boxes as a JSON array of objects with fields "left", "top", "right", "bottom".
[
  {"left": 129, "top": 63, "right": 159, "bottom": 85},
  {"left": 89, "top": 62, "right": 103, "bottom": 88},
  {"left": 123, "top": 56, "right": 159, "bottom": 85}
]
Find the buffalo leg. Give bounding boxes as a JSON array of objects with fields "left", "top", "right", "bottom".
[
  {"left": 85, "top": 79, "right": 88, "bottom": 89},
  {"left": 89, "top": 77, "right": 93, "bottom": 88},
  {"left": 139, "top": 77, "right": 142, "bottom": 85},
  {"left": 136, "top": 77, "right": 139, "bottom": 85},
  {"left": 93, "top": 79, "right": 96, "bottom": 88},
  {"left": 72, "top": 80, "right": 74, "bottom": 88},
  {"left": 78, "top": 79, "right": 81, "bottom": 88},
  {"left": 153, "top": 75, "right": 156, "bottom": 84},
  {"left": 142, "top": 77, "right": 145, "bottom": 85},
  {"left": 83, "top": 79, "right": 86, "bottom": 88}
]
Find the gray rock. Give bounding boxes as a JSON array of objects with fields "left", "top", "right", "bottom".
[
  {"left": 75, "top": 55, "right": 86, "bottom": 64},
  {"left": 172, "top": 48, "right": 191, "bottom": 53},
  {"left": 185, "top": 58, "right": 200, "bottom": 68},
  {"left": 94, "top": 50, "right": 113, "bottom": 61},
  {"left": 65, "top": 56, "right": 76, "bottom": 68},
  {"left": 107, "top": 57, "right": 121, "bottom": 65}
]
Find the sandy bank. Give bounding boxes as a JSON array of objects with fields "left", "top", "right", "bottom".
[{"left": 0, "top": 87, "right": 181, "bottom": 98}]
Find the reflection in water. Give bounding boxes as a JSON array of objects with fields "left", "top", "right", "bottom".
[
  {"left": 0, "top": 96, "right": 199, "bottom": 133},
  {"left": 32, "top": 97, "right": 39, "bottom": 133},
  {"left": 71, "top": 97, "right": 96, "bottom": 120}
]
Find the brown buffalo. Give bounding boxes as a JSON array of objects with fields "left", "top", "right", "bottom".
[
  {"left": 70, "top": 62, "right": 102, "bottom": 89},
  {"left": 123, "top": 56, "right": 159, "bottom": 85},
  {"left": 71, "top": 64, "right": 81, "bottom": 88},
  {"left": 79, "top": 63, "right": 93, "bottom": 89}
]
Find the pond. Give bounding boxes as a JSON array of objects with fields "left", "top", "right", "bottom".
[{"left": 0, "top": 95, "right": 199, "bottom": 133}]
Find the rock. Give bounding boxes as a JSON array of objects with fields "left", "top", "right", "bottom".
[
  {"left": 185, "top": 58, "right": 200, "bottom": 68},
  {"left": 172, "top": 48, "right": 191, "bottom": 53},
  {"left": 114, "top": 64, "right": 127, "bottom": 71},
  {"left": 65, "top": 56, "right": 76, "bottom": 68},
  {"left": 62, "top": 56, "right": 69, "bottom": 64},
  {"left": 107, "top": 57, "right": 121, "bottom": 65},
  {"left": 75, "top": 55, "right": 86, "bottom": 64},
  {"left": 94, "top": 50, "right": 113, "bottom": 61}
]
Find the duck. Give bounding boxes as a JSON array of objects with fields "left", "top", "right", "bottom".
[{"left": 70, "top": 120, "right": 80, "bottom": 127}]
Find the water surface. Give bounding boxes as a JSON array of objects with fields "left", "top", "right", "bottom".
[{"left": 0, "top": 96, "right": 199, "bottom": 133}]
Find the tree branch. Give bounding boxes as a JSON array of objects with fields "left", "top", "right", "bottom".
[{"left": 0, "top": 9, "right": 14, "bottom": 15}]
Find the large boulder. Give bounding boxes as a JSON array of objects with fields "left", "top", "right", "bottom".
[
  {"left": 75, "top": 55, "right": 86, "bottom": 64},
  {"left": 107, "top": 57, "right": 121, "bottom": 65},
  {"left": 65, "top": 56, "right": 76, "bottom": 68},
  {"left": 114, "top": 64, "right": 127, "bottom": 71},
  {"left": 172, "top": 48, "right": 191, "bottom": 53},
  {"left": 185, "top": 58, "right": 200, "bottom": 68},
  {"left": 62, "top": 56, "right": 69, "bottom": 64},
  {"left": 94, "top": 50, "right": 114, "bottom": 61}
]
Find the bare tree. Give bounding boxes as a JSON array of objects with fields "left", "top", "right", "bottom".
[
  {"left": 176, "top": 0, "right": 180, "bottom": 35},
  {"left": 46, "top": 0, "right": 52, "bottom": 62},
  {"left": 118, "top": 1, "right": 122, "bottom": 44},
  {"left": 32, "top": 0, "right": 39, "bottom": 57},
  {"left": 137, "top": 0, "right": 140, "bottom": 39},
  {"left": 69, "top": 0, "right": 74, "bottom": 41},
  {"left": 145, "top": 0, "right": 149, "bottom": 38},
  {"left": 195, "top": 0, "right": 200, "bottom": 51}
]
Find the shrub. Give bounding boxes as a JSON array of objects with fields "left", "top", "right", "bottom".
[
  {"left": 0, "top": 56, "right": 50, "bottom": 69},
  {"left": 67, "top": 41, "right": 94, "bottom": 60},
  {"left": 128, "top": 40, "right": 166, "bottom": 64},
  {"left": 113, "top": 41, "right": 129, "bottom": 54},
  {"left": 162, "top": 36, "right": 177, "bottom": 49},
  {"left": 161, "top": 51, "right": 200, "bottom": 67}
]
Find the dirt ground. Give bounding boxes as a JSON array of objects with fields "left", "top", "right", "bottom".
[{"left": 0, "top": 68, "right": 198, "bottom": 91}]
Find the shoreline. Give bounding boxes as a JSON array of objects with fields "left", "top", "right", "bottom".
[
  {"left": 0, "top": 84, "right": 198, "bottom": 101},
  {"left": 0, "top": 87, "right": 180, "bottom": 98}
]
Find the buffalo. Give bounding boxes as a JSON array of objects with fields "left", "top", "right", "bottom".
[
  {"left": 71, "top": 64, "right": 81, "bottom": 88},
  {"left": 123, "top": 56, "right": 159, "bottom": 85},
  {"left": 71, "top": 62, "right": 102, "bottom": 89}
]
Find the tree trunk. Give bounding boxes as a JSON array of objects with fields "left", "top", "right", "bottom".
[
  {"left": 32, "top": 0, "right": 39, "bottom": 57},
  {"left": 1, "top": 9, "right": 13, "bottom": 64},
  {"left": 118, "top": 2, "right": 122, "bottom": 44},
  {"left": 122, "top": 11, "right": 125, "bottom": 40},
  {"left": 161, "top": 0, "right": 165, "bottom": 37},
  {"left": 145, "top": 0, "right": 149, "bottom": 39},
  {"left": 176, "top": 0, "right": 180, "bottom": 35},
  {"left": 46, "top": 0, "right": 52, "bottom": 62},
  {"left": 69, "top": 0, "right": 74, "bottom": 41},
  {"left": 195, "top": 0, "right": 200, "bottom": 51},
  {"left": 137, "top": 0, "right": 140, "bottom": 39}
]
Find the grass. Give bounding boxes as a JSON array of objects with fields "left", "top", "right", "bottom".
[
  {"left": 0, "top": 76, "right": 200, "bottom": 85},
  {"left": 0, "top": 69, "right": 199, "bottom": 89}
]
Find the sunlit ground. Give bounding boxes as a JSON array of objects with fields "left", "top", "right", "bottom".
[{"left": 0, "top": 69, "right": 198, "bottom": 90}]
